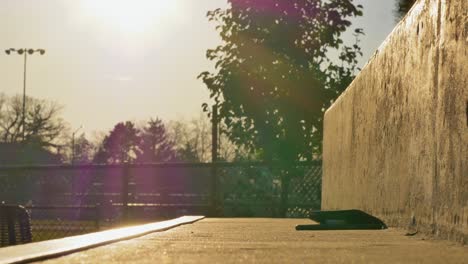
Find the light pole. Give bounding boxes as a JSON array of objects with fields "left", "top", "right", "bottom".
[
  {"left": 72, "top": 125, "right": 83, "bottom": 164},
  {"left": 5, "top": 48, "right": 46, "bottom": 142}
]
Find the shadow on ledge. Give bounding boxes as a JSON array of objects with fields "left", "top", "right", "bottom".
[{"left": 296, "top": 209, "right": 387, "bottom": 231}]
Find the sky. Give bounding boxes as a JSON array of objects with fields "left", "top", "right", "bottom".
[{"left": 0, "top": 0, "right": 397, "bottom": 135}]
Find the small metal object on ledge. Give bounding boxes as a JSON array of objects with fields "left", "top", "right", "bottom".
[
  {"left": 296, "top": 209, "right": 387, "bottom": 231},
  {"left": 0, "top": 205, "right": 32, "bottom": 247}
]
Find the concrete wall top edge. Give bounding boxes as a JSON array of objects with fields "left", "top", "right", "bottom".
[{"left": 325, "top": 0, "right": 433, "bottom": 118}]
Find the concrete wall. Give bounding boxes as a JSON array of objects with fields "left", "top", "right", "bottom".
[{"left": 322, "top": 0, "right": 467, "bottom": 243}]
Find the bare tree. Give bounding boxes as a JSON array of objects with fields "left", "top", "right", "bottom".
[
  {"left": 69, "top": 133, "right": 95, "bottom": 164},
  {"left": 0, "top": 94, "right": 68, "bottom": 148},
  {"left": 167, "top": 113, "right": 239, "bottom": 162}
]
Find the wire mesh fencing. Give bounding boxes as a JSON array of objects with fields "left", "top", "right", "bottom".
[
  {"left": 26, "top": 206, "right": 100, "bottom": 242},
  {"left": 218, "top": 162, "right": 322, "bottom": 217},
  {"left": 0, "top": 161, "right": 321, "bottom": 245}
]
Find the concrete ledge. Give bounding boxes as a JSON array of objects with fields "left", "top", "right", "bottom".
[
  {"left": 35, "top": 219, "right": 468, "bottom": 264},
  {"left": 0, "top": 216, "right": 204, "bottom": 264},
  {"left": 322, "top": 0, "right": 467, "bottom": 243}
]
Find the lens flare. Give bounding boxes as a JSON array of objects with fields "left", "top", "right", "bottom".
[{"left": 81, "top": 0, "right": 180, "bottom": 34}]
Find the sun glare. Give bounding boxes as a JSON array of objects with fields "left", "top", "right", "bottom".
[{"left": 81, "top": 0, "right": 181, "bottom": 34}]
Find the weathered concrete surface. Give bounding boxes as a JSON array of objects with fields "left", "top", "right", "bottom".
[
  {"left": 37, "top": 218, "right": 468, "bottom": 263},
  {"left": 322, "top": 0, "right": 467, "bottom": 243}
]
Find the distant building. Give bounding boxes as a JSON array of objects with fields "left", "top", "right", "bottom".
[{"left": 0, "top": 143, "right": 62, "bottom": 165}]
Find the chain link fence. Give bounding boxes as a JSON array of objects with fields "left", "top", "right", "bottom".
[
  {"left": 219, "top": 163, "right": 322, "bottom": 217},
  {"left": 0, "top": 161, "right": 321, "bottom": 245},
  {"left": 26, "top": 206, "right": 100, "bottom": 242}
]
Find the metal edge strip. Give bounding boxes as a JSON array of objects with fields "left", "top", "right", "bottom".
[{"left": 0, "top": 215, "right": 205, "bottom": 264}]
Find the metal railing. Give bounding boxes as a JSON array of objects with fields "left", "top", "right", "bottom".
[{"left": 0, "top": 161, "right": 321, "bottom": 244}]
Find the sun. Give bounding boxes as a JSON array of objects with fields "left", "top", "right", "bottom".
[{"left": 81, "top": 0, "right": 181, "bottom": 34}]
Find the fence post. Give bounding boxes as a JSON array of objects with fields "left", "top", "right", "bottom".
[
  {"left": 211, "top": 105, "right": 220, "bottom": 216},
  {"left": 280, "top": 169, "right": 290, "bottom": 218},
  {"left": 94, "top": 203, "right": 100, "bottom": 231},
  {"left": 122, "top": 164, "right": 130, "bottom": 223}
]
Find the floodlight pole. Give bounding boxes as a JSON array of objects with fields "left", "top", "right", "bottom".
[
  {"left": 4, "top": 48, "right": 46, "bottom": 142},
  {"left": 22, "top": 51, "right": 27, "bottom": 142}
]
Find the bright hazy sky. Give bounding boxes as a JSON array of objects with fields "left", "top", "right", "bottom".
[{"left": 1, "top": 0, "right": 397, "bottom": 135}]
